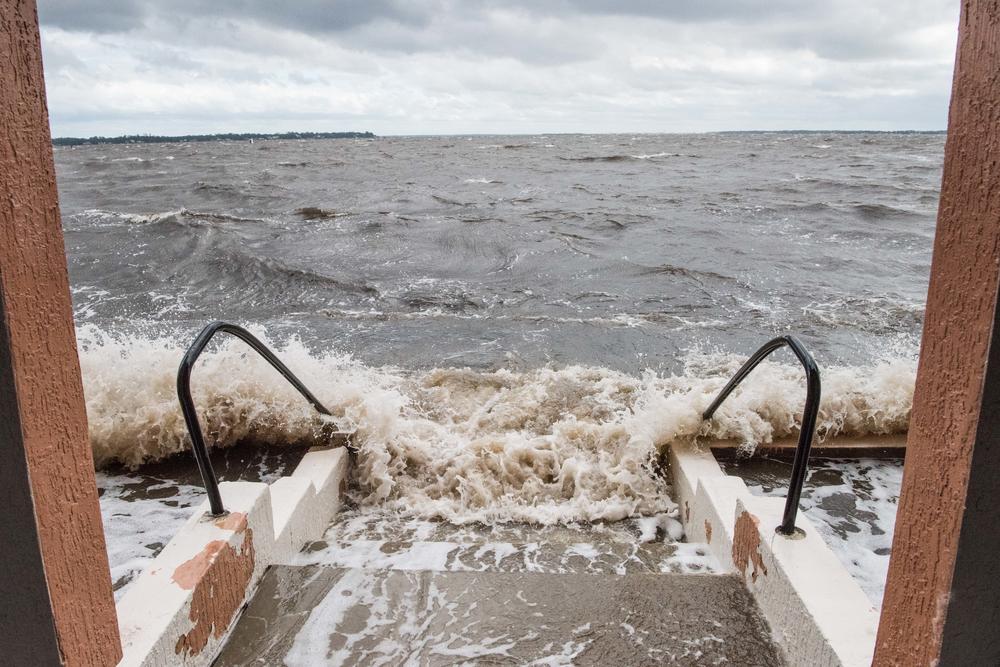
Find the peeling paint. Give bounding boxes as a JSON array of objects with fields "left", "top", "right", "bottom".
[
  {"left": 172, "top": 526, "right": 256, "bottom": 657},
  {"left": 732, "top": 511, "right": 767, "bottom": 583},
  {"left": 172, "top": 541, "right": 225, "bottom": 591},
  {"left": 214, "top": 512, "right": 248, "bottom": 532}
]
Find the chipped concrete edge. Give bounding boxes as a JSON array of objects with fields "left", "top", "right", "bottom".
[
  {"left": 115, "top": 446, "right": 349, "bottom": 667},
  {"left": 670, "top": 440, "right": 878, "bottom": 667}
]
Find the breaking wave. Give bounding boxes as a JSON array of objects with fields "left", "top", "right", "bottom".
[
  {"left": 78, "top": 208, "right": 270, "bottom": 226},
  {"left": 78, "top": 325, "right": 916, "bottom": 525},
  {"left": 558, "top": 152, "right": 694, "bottom": 163}
]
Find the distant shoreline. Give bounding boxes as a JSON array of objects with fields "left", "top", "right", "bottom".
[
  {"left": 50, "top": 129, "right": 946, "bottom": 147},
  {"left": 52, "top": 131, "right": 376, "bottom": 147}
]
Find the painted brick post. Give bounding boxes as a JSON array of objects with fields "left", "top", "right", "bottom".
[
  {"left": 874, "top": 1, "right": 1000, "bottom": 664},
  {"left": 0, "top": 1, "right": 123, "bottom": 664}
]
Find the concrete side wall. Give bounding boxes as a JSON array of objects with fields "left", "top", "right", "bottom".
[
  {"left": 117, "top": 483, "right": 275, "bottom": 667},
  {"left": 672, "top": 441, "right": 878, "bottom": 666},
  {"left": 875, "top": 2, "right": 1000, "bottom": 664},
  {"left": 734, "top": 498, "right": 878, "bottom": 667},
  {"left": 116, "top": 447, "right": 348, "bottom": 667},
  {"left": 0, "top": 1, "right": 121, "bottom": 664}
]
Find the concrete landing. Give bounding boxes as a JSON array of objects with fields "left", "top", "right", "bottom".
[{"left": 216, "top": 566, "right": 784, "bottom": 666}]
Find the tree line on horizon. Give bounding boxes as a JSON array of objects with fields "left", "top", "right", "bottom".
[{"left": 52, "top": 131, "right": 376, "bottom": 146}]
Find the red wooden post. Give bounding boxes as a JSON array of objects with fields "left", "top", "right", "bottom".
[
  {"left": 0, "top": 1, "right": 122, "bottom": 664},
  {"left": 875, "top": 1, "right": 1000, "bottom": 664}
]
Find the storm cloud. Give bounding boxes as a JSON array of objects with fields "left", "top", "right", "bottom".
[{"left": 37, "top": 0, "right": 959, "bottom": 136}]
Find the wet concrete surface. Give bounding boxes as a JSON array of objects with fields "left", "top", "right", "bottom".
[
  {"left": 715, "top": 455, "right": 901, "bottom": 545},
  {"left": 297, "top": 537, "right": 713, "bottom": 576},
  {"left": 717, "top": 454, "right": 903, "bottom": 607},
  {"left": 306, "top": 505, "right": 682, "bottom": 545},
  {"left": 216, "top": 505, "right": 778, "bottom": 665},
  {"left": 294, "top": 507, "right": 717, "bottom": 576},
  {"left": 216, "top": 566, "right": 784, "bottom": 666}
]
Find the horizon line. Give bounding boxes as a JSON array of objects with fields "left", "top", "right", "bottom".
[{"left": 51, "top": 128, "right": 948, "bottom": 142}]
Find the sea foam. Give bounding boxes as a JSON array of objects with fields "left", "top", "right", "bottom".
[{"left": 78, "top": 324, "right": 915, "bottom": 524}]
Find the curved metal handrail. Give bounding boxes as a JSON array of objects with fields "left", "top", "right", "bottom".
[
  {"left": 176, "top": 321, "right": 333, "bottom": 516},
  {"left": 702, "top": 335, "right": 821, "bottom": 536}
]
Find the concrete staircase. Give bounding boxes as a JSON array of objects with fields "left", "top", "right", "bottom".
[{"left": 214, "top": 510, "right": 784, "bottom": 665}]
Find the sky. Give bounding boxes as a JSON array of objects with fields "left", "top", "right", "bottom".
[{"left": 37, "top": 0, "right": 961, "bottom": 137}]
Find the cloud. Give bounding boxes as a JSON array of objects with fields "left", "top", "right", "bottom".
[
  {"left": 36, "top": 0, "right": 959, "bottom": 136},
  {"left": 175, "top": 0, "right": 432, "bottom": 34},
  {"left": 38, "top": 0, "right": 147, "bottom": 33}
]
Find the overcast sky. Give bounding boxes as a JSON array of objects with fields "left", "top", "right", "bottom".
[{"left": 38, "top": 1, "right": 960, "bottom": 137}]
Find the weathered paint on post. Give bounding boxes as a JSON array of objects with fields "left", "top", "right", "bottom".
[
  {"left": 0, "top": 1, "right": 122, "bottom": 664},
  {"left": 874, "top": 1, "right": 1000, "bottom": 664}
]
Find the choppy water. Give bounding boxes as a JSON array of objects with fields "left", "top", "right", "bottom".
[{"left": 57, "top": 132, "right": 939, "bottom": 523}]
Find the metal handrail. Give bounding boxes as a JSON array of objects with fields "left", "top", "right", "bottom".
[
  {"left": 702, "top": 335, "right": 821, "bottom": 536},
  {"left": 176, "top": 321, "right": 333, "bottom": 516}
]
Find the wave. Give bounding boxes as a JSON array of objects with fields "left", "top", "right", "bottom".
[
  {"left": 852, "top": 203, "right": 917, "bottom": 219},
  {"left": 315, "top": 306, "right": 728, "bottom": 329},
  {"left": 431, "top": 194, "right": 475, "bottom": 207},
  {"left": 79, "top": 208, "right": 187, "bottom": 225},
  {"left": 630, "top": 152, "right": 682, "bottom": 159},
  {"left": 475, "top": 144, "right": 533, "bottom": 150},
  {"left": 801, "top": 296, "right": 924, "bottom": 333},
  {"left": 193, "top": 181, "right": 237, "bottom": 193},
  {"left": 212, "top": 250, "right": 381, "bottom": 296},
  {"left": 77, "top": 208, "right": 269, "bottom": 226},
  {"left": 769, "top": 201, "right": 920, "bottom": 219},
  {"left": 632, "top": 262, "right": 733, "bottom": 283},
  {"left": 78, "top": 325, "right": 915, "bottom": 524},
  {"left": 559, "top": 153, "right": 694, "bottom": 163},
  {"left": 560, "top": 155, "right": 634, "bottom": 163}
]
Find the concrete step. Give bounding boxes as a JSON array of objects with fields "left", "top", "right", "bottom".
[
  {"left": 311, "top": 507, "right": 685, "bottom": 545},
  {"left": 296, "top": 538, "right": 717, "bottom": 576},
  {"left": 215, "top": 566, "right": 784, "bottom": 666},
  {"left": 289, "top": 507, "right": 720, "bottom": 576}
]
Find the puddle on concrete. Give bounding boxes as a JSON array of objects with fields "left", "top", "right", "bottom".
[
  {"left": 97, "top": 444, "right": 309, "bottom": 599},
  {"left": 717, "top": 454, "right": 903, "bottom": 608}
]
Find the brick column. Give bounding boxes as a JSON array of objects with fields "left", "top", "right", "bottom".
[
  {"left": 0, "top": 1, "right": 122, "bottom": 664},
  {"left": 874, "top": 1, "right": 1000, "bottom": 664}
]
